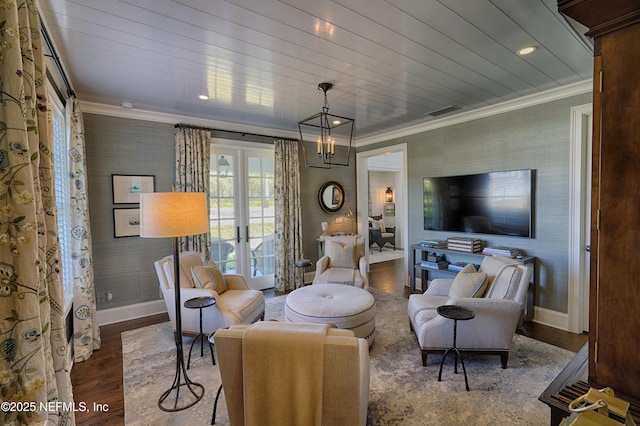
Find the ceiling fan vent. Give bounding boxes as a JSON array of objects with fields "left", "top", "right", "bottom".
[{"left": 426, "top": 105, "right": 459, "bottom": 117}]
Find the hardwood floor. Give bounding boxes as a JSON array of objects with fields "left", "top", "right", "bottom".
[{"left": 71, "top": 258, "right": 587, "bottom": 425}]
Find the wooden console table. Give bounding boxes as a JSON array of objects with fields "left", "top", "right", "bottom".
[{"left": 539, "top": 343, "right": 640, "bottom": 425}]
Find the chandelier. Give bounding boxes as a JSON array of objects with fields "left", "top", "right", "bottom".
[{"left": 298, "top": 82, "right": 354, "bottom": 168}]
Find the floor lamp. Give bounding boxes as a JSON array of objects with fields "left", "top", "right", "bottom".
[{"left": 140, "top": 192, "right": 209, "bottom": 412}]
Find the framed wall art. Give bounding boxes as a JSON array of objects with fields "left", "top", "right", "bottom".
[
  {"left": 384, "top": 203, "right": 395, "bottom": 216},
  {"left": 112, "top": 174, "right": 155, "bottom": 204},
  {"left": 113, "top": 208, "right": 141, "bottom": 238}
]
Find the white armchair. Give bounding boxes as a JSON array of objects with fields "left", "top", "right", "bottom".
[
  {"left": 215, "top": 322, "right": 370, "bottom": 426},
  {"left": 154, "top": 251, "right": 265, "bottom": 336},
  {"left": 313, "top": 236, "right": 368, "bottom": 288},
  {"left": 408, "top": 255, "right": 532, "bottom": 368}
]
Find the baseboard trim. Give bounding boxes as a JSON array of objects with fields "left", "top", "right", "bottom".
[
  {"left": 97, "top": 300, "right": 167, "bottom": 326},
  {"left": 531, "top": 306, "right": 569, "bottom": 331}
]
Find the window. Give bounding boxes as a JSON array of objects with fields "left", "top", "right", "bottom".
[{"left": 49, "top": 83, "right": 73, "bottom": 314}]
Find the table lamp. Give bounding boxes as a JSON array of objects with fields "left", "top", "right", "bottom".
[{"left": 140, "top": 192, "right": 208, "bottom": 411}]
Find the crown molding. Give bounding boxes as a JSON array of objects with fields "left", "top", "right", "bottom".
[
  {"left": 79, "top": 101, "right": 301, "bottom": 140},
  {"left": 355, "top": 79, "right": 593, "bottom": 147},
  {"left": 80, "top": 79, "right": 592, "bottom": 148}
]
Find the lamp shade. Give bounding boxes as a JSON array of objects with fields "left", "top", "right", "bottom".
[{"left": 140, "top": 192, "right": 208, "bottom": 238}]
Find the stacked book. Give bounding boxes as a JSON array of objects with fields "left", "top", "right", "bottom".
[
  {"left": 448, "top": 261, "right": 481, "bottom": 272},
  {"left": 419, "top": 239, "right": 447, "bottom": 249},
  {"left": 482, "top": 246, "right": 523, "bottom": 258},
  {"left": 421, "top": 259, "right": 449, "bottom": 270},
  {"left": 447, "top": 261, "right": 469, "bottom": 272},
  {"left": 447, "top": 237, "right": 483, "bottom": 253}
]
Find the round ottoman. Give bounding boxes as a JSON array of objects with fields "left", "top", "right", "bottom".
[{"left": 284, "top": 284, "right": 376, "bottom": 346}]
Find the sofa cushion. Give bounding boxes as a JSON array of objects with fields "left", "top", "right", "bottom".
[
  {"left": 484, "top": 265, "right": 523, "bottom": 300},
  {"left": 448, "top": 267, "right": 488, "bottom": 298},
  {"left": 315, "top": 268, "right": 363, "bottom": 287},
  {"left": 192, "top": 265, "right": 228, "bottom": 294},
  {"left": 219, "top": 289, "right": 265, "bottom": 322},
  {"left": 329, "top": 241, "right": 357, "bottom": 268}
]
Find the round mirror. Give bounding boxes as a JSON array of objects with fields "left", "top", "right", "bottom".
[{"left": 318, "top": 181, "right": 345, "bottom": 213}]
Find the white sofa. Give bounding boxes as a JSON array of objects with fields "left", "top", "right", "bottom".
[
  {"left": 313, "top": 235, "right": 368, "bottom": 288},
  {"left": 408, "top": 255, "right": 532, "bottom": 368},
  {"left": 154, "top": 251, "right": 265, "bottom": 336}
]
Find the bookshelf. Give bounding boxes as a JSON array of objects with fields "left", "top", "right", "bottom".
[{"left": 409, "top": 243, "right": 536, "bottom": 321}]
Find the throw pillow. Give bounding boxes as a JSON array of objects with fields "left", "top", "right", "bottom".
[
  {"left": 449, "top": 266, "right": 488, "bottom": 298},
  {"left": 329, "top": 241, "right": 357, "bottom": 268},
  {"left": 459, "top": 263, "right": 476, "bottom": 275},
  {"left": 192, "top": 265, "right": 228, "bottom": 294},
  {"left": 371, "top": 218, "right": 385, "bottom": 230}
]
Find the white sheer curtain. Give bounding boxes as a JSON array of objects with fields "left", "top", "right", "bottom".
[
  {"left": 67, "top": 97, "right": 101, "bottom": 362},
  {"left": 273, "top": 139, "right": 304, "bottom": 291}
]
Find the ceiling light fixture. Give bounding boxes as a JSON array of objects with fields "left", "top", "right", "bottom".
[
  {"left": 198, "top": 94, "right": 209, "bottom": 100},
  {"left": 517, "top": 46, "right": 538, "bottom": 56},
  {"left": 298, "top": 82, "right": 354, "bottom": 169}
]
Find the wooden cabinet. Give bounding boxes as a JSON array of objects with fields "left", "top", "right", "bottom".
[{"left": 559, "top": 0, "right": 640, "bottom": 401}]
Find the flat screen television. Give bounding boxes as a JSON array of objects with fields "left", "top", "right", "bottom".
[{"left": 423, "top": 169, "right": 534, "bottom": 238}]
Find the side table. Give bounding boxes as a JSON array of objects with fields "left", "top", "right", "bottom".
[
  {"left": 437, "top": 305, "right": 475, "bottom": 391},
  {"left": 294, "top": 259, "right": 312, "bottom": 285},
  {"left": 184, "top": 296, "right": 216, "bottom": 369}
]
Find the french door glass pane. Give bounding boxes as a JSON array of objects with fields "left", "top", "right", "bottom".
[
  {"left": 248, "top": 156, "right": 275, "bottom": 278},
  {"left": 210, "top": 153, "right": 236, "bottom": 272}
]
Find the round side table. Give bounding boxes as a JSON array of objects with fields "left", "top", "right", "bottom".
[
  {"left": 184, "top": 296, "right": 216, "bottom": 369},
  {"left": 436, "top": 305, "right": 475, "bottom": 391}
]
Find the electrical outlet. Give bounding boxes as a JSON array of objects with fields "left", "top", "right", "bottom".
[{"left": 107, "top": 292, "right": 113, "bottom": 302}]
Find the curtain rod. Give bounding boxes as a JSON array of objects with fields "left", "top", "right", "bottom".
[
  {"left": 40, "top": 14, "right": 76, "bottom": 98},
  {"left": 175, "top": 123, "right": 298, "bottom": 142}
]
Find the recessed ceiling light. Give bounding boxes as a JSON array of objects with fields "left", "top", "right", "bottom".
[
  {"left": 332, "top": 120, "right": 341, "bottom": 125},
  {"left": 517, "top": 46, "right": 538, "bottom": 56},
  {"left": 198, "top": 94, "right": 209, "bottom": 100}
]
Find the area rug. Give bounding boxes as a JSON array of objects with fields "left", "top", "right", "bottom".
[
  {"left": 123, "top": 289, "right": 573, "bottom": 425},
  {"left": 369, "top": 248, "right": 404, "bottom": 264}
]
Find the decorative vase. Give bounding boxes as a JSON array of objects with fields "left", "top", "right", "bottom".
[{"left": 320, "top": 221, "right": 328, "bottom": 237}]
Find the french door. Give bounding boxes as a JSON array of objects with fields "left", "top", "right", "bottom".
[{"left": 209, "top": 144, "right": 275, "bottom": 290}]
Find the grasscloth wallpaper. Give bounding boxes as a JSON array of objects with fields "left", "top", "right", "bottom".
[
  {"left": 85, "top": 91, "right": 589, "bottom": 315},
  {"left": 360, "top": 92, "right": 592, "bottom": 313}
]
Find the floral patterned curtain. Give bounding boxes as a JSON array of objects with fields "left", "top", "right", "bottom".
[
  {"left": 0, "top": 1, "right": 74, "bottom": 423},
  {"left": 175, "top": 126, "right": 211, "bottom": 258},
  {"left": 68, "top": 97, "right": 100, "bottom": 362},
  {"left": 273, "top": 139, "right": 304, "bottom": 292}
]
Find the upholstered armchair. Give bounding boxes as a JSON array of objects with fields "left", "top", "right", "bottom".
[
  {"left": 408, "top": 255, "right": 532, "bottom": 368},
  {"left": 368, "top": 215, "right": 396, "bottom": 251},
  {"left": 313, "top": 235, "right": 368, "bottom": 288},
  {"left": 154, "top": 251, "right": 265, "bottom": 336},
  {"left": 214, "top": 322, "right": 370, "bottom": 426}
]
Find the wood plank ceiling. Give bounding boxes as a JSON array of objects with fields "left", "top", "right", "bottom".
[{"left": 38, "top": 0, "right": 593, "bottom": 142}]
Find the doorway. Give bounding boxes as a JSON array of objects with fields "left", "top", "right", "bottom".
[
  {"left": 356, "top": 144, "right": 408, "bottom": 282},
  {"left": 568, "top": 104, "right": 592, "bottom": 333},
  {"left": 210, "top": 142, "right": 275, "bottom": 290}
]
